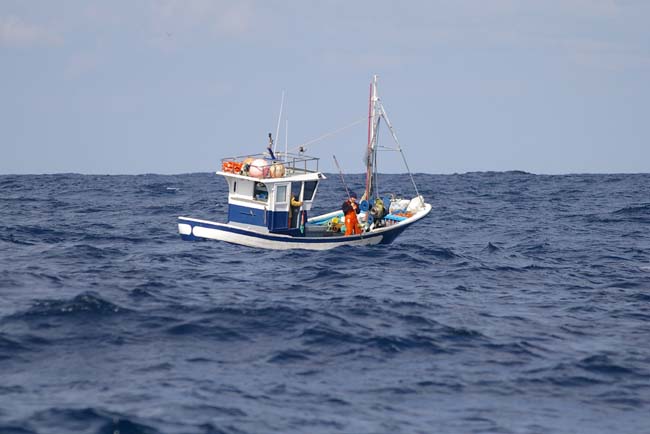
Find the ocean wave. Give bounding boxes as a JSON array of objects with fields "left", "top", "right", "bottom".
[
  {"left": 410, "top": 244, "right": 460, "bottom": 259},
  {"left": 0, "top": 176, "right": 24, "bottom": 189},
  {"left": 128, "top": 286, "right": 160, "bottom": 298},
  {"left": 0, "top": 424, "right": 38, "bottom": 434},
  {"left": 577, "top": 354, "right": 640, "bottom": 377},
  {"left": 56, "top": 244, "right": 123, "bottom": 261},
  {"left": 13, "top": 291, "right": 131, "bottom": 319},
  {"left": 0, "top": 335, "right": 27, "bottom": 356},
  {"left": 365, "top": 334, "right": 444, "bottom": 354},
  {"left": 299, "top": 320, "right": 462, "bottom": 355},
  {"left": 595, "top": 390, "right": 645, "bottom": 409},
  {"left": 27, "top": 407, "right": 161, "bottom": 434},
  {"left": 203, "top": 305, "right": 315, "bottom": 333},
  {"left": 302, "top": 267, "right": 350, "bottom": 282},
  {"left": 267, "top": 348, "right": 314, "bottom": 364},
  {"left": 143, "top": 204, "right": 185, "bottom": 215},
  {"left": 0, "top": 234, "right": 36, "bottom": 246},
  {"left": 612, "top": 203, "right": 650, "bottom": 215},
  {"left": 183, "top": 404, "right": 248, "bottom": 418},
  {"left": 518, "top": 373, "right": 606, "bottom": 388},
  {"left": 627, "top": 292, "right": 650, "bottom": 302},
  {"left": 0, "top": 270, "right": 23, "bottom": 288},
  {"left": 300, "top": 323, "right": 360, "bottom": 346},
  {"left": 484, "top": 242, "right": 500, "bottom": 252},
  {"left": 164, "top": 320, "right": 248, "bottom": 341},
  {"left": 382, "top": 251, "right": 433, "bottom": 266},
  {"left": 73, "top": 206, "right": 111, "bottom": 214},
  {"left": 3, "top": 225, "right": 68, "bottom": 244},
  {"left": 79, "top": 233, "right": 150, "bottom": 244},
  {"left": 484, "top": 341, "right": 546, "bottom": 359},
  {"left": 521, "top": 353, "right": 645, "bottom": 391}
]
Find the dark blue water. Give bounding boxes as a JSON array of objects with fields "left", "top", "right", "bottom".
[{"left": 1, "top": 172, "right": 649, "bottom": 434}]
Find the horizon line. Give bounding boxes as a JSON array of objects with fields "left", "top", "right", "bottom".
[{"left": 1, "top": 170, "right": 649, "bottom": 177}]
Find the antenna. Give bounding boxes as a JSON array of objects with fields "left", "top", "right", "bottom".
[
  {"left": 273, "top": 90, "right": 285, "bottom": 154},
  {"left": 285, "top": 119, "right": 288, "bottom": 160}
]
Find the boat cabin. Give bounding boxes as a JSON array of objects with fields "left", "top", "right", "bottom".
[{"left": 218, "top": 153, "right": 325, "bottom": 236}]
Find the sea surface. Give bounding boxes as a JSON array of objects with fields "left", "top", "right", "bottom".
[{"left": 1, "top": 172, "right": 649, "bottom": 434}]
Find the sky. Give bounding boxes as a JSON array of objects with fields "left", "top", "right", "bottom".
[{"left": 1, "top": 0, "right": 649, "bottom": 174}]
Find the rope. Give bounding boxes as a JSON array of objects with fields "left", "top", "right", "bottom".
[
  {"left": 289, "top": 117, "right": 366, "bottom": 153},
  {"left": 380, "top": 103, "right": 424, "bottom": 206},
  {"left": 283, "top": 100, "right": 424, "bottom": 208}
]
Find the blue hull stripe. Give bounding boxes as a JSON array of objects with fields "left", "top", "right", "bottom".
[
  {"left": 179, "top": 217, "right": 411, "bottom": 245},
  {"left": 227, "top": 203, "right": 266, "bottom": 226}
]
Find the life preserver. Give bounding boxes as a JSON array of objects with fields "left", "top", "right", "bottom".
[{"left": 221, "top": 161, "right": 243, "bottom": 173}]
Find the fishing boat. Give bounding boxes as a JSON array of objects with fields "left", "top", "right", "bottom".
[{"left": 178, "top": 75, "right": 431, "bottom": 250}]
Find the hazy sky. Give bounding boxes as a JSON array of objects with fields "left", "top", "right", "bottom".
[{"left": 2, "top": 0, "right": 649, "bottom": 174}]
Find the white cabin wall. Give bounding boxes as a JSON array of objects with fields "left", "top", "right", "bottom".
[{"left": 227, "top": 177, "right": 255, "bottom": 199}]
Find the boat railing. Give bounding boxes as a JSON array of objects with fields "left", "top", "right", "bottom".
[{"left": 220, "top": 152, "right": 320, "bottom": 177}]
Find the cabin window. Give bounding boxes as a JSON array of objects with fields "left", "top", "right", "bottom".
[
  {"left": 233, "top": 181, "right": 237, "bottom": 193},
  {"left": 254, "top": 182, "right": 268, "bottom": 201},
  {"left": 291, "top": 183, "right": 301, "bottom": 200},
  {"left": 276, "top": 185, "right": 287, "bottom": 204},
  {"left": 303, "top": 181, "right": 318, "bottom": 201}
]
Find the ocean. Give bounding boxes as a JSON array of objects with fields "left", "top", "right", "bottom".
[{"left": 1, "top": 172, "right": 649, "bottom": 434}]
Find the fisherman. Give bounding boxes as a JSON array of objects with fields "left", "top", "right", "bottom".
[
  {"left": 289, "top": 193, "right": 302, "bottom": 228},
  {"left": 342, "top": 192, "right": 361, "bottom": 236},
  {"left": 369, "top": 197, "right": 388, "bottom": 228}
]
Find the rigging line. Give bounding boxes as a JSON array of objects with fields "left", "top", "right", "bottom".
[
  {"left": 376, "top": 144, "right": 400, "bottom": 151},
  {"left": 379, "top": 103, "right": 424, "bottom": 206},
  {"left": 290, "top": 117, "right": 366, "bottom": 152},
  {"left": 332, "top": 155, "right": 351, "bottom": 200}
]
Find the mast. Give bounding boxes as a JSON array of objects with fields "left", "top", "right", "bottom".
[
  {"left": 362, "top": 75, "right": 423, "bottom": 207},
  {"left": 364, "top": 75, "right": 379, "bottom": 201}
]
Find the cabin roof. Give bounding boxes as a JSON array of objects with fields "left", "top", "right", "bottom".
[
  {"left": 216, "top": 171, "right": 326, "bottom": 183},
  {"left": 219, "top": 151, "right": 323, "bottom": 181}
]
